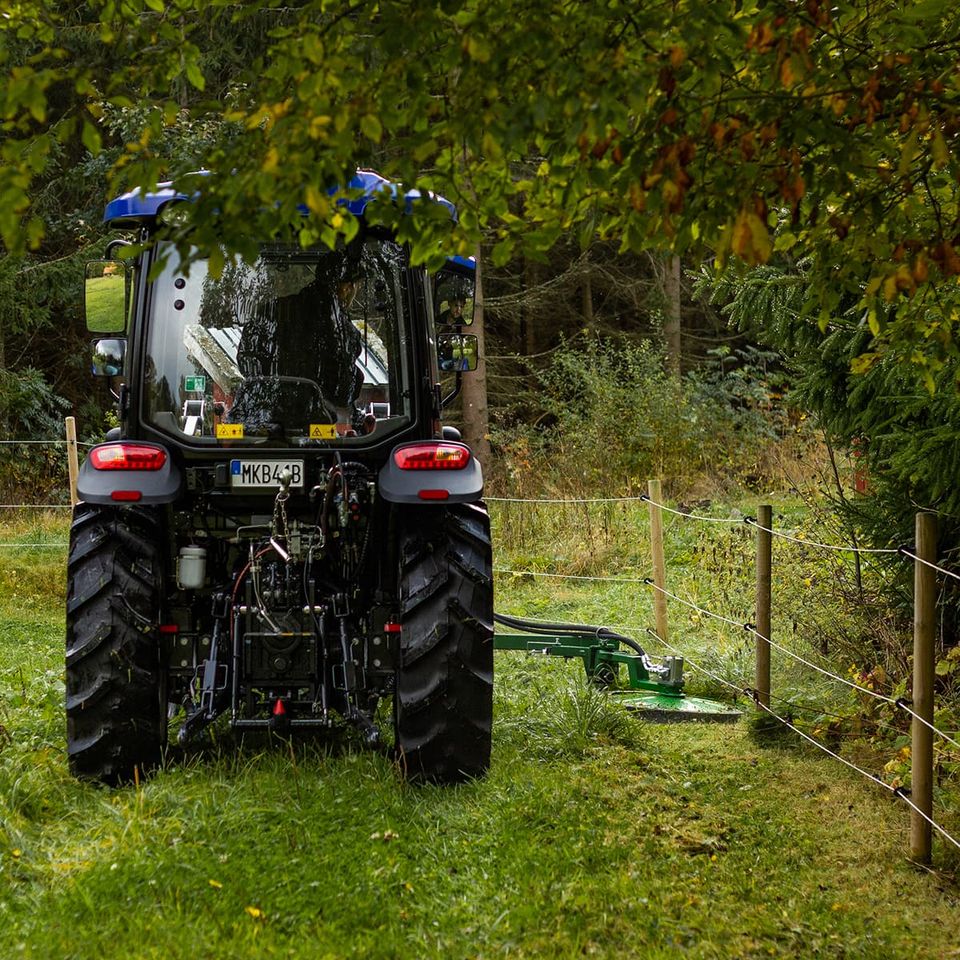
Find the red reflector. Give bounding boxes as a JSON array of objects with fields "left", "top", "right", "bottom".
[
  {"left": 418, "top": 489, "right": 450, "bottom": 500},
  {"left": 110, "top": 490, "right": 142, "bottom": 502},
  {"left": 90, "top": 443, "right": 167, "bottom": 471},
  {"left": 384, "top": 622, "right": 402, "bottom": 634},
  {"left": 272, "top": 698, "right": 286, "bottom": 717},
  {"left": 158, "top": 624, "right": 179, "bottom": 635},
  {"left": 394, "top": 442, "right": 470, "bottom": 471}
]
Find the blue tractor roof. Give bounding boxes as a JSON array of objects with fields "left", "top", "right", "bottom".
[{"left": 103, "top": 170, "right": 457, "bottom": 227}]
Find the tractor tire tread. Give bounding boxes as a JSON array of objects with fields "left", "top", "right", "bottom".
[
  {"left": 395, "top": 501, "right": 493, "bottom": 784},
  {"left": 65, "top": 504, "right": 165, "bottom": 785}
]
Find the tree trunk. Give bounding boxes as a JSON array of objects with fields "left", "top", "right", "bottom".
[
  {"left": 462, "top": 249, "right": 491, "bottom": 469},
  {"left": 662, "top": 254, "right": 681, "bottom": 376},
  {"left": 582, "top": 271, "right": 594, "bottom": 334},
  {"left": 0, "top": 286, "right": 7, "bottom": 435},
  {"left": 522, "top": 255, "right": 537, "bottom": 357}
]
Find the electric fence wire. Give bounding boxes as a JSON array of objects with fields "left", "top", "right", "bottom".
[
  {"left": 486, "top": 495, "right": 650, "bottom": 504},
  {"left": 742, "top": 516, "right": 902, "bottom": 555},
  {"left": 489, "top": 493, "right": 903, "bottom": 548},
  {"left": 0, "top": 504, "right": 71, "bottom": 509},
  {"left": 493, "top": 567, "right": 648, "bottom": 583},
  {"left": 486, "top": 493, "right": 744, "bottom": 519},
  {"left": 643, "top": 578, "right": 960, "bottom": 752},
  {"left": 637, "top": 625, "right": 960, "bottom": 853},
  {"left": 622, "top": 619, "right": 910, "bottom": 740},
  {"left": 899, "top": 549, "right": 960, "bottom": 585},
  {"left": 638, "top": 494, "right": 749, "bottom": 524},
  {"left": 0, "top": 543, "right": 68, "bottom": 548},
  {"left": 749, "top": 696, "right": 960, "bottom": 854},
  {"left": 0, "top": 439, "right": 94, "bottom": 447},
  {"left": 743, "top": 621, "right": 960, "bottom": 752}
]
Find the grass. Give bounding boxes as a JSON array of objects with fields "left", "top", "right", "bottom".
[{"left": 1, "top": 505, "right": 958, "bottom": 959}]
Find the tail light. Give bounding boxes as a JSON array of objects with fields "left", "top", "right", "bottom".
[
  {"left": 90, "top": 443, "right": 167, "bottom": 471},
  {"left": 393, "top": 443, "right": 471, "bottom": 471}
]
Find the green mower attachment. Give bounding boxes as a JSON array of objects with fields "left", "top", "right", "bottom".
[{"left": 493, "top": 613, "right": 741, "bottom": 723}]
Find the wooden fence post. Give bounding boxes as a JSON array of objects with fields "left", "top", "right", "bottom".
[
  {"left": 647, "top": 479, "right": 669, "bottom": 643},
  {"left": 911, "top": 511, "right": 937, "bottom": 864},
  {"left": 65, "top": 416, "right": 79, "bottom": 507},
  {"left": 754, "top": 504, "right": 772, "bottom": 709}
]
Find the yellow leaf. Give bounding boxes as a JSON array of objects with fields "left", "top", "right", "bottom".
[
  {"left": 780, "top": 57, "right": 795, "bottom": 88},
  {"left": 304, "top": 185, "right": 328, "bottom": 217},
  {"left": 262, "top": 146, "right": 279, "bottom": 174},
  {"left": 932, "top": 127, "right": 949, "bottom": 168},
  {"left": 465, "top": 36, "right": 491, "bottom": 62},
  {"left": 245, "top": 906, "right": 265, "bottom": 920},
  {"left": 899, "top": 129, "right": 920, "bottom": 177},
  {"left": 481, "top": 131, "right": 502, "bottom": 159},
  {"left": 208, "top": 879, "right": 223, "bottom": 889},
  {"left": 731, "top": 210, "right": 772, "bottom": 266},
  {"left": 308, "top": 114, "right": 331, "bottom": 139},
  {"left": 850, "top": 352, "right": 879, "bottom": 374}
]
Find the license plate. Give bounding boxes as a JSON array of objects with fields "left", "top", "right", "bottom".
[{"left": 230, "top": 460, "right": 304, "bottom": 489}]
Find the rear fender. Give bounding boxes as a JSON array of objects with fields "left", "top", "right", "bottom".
[
  {"left": 378, "top": 441, "right": 483, "bottom": 504},
  {"left": 77, "top": 442, "right": 182, "bottom": 505}
]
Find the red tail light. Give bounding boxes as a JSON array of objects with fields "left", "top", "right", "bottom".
[
  {"left": 90, "top": 443, "right": 167, "bottom": 471},
  {"left": 393, "top": 443, "right": 470, "bottom": 471},
  {"left": 418, "top": 489, "right": 450, "bottom": 500}
]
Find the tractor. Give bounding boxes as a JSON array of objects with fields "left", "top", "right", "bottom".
[{"left": 68, "top": 171, "right": 492, "bottom": 785}]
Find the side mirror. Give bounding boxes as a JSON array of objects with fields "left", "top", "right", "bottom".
[
  {"left": 434, "top": 264, "right": 475, "bottom": 327},
  {"left": 85, "top": 260, "right": 131, "bottom": 334},
  {"left": 91, "top": 338, "right": 126, "bottom": 377},
  {"left": 437, "top": 333, "right": 478, "bottom": 372}
]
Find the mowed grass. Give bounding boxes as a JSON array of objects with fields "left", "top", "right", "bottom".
[{"left": 1, "top": 506, "right": 958, "bottom": 959}]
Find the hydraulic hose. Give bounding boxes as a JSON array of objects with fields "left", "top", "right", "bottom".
[{"left": 493, "top": 611, "right": 647, "bottom": 658}]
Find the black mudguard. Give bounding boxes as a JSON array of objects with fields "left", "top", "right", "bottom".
[
  {"left": 77, "top": 443, "right": 182, "bottom": 505},
  {"left": 378, "top": 443, "right": 483, "bottom": 504}
]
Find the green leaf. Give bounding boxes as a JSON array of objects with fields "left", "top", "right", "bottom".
[
  {"left": 207, "top": 245, "right": 225, "bottom": 280},
  {"left": 935, "top": 659, "right": 955, "bottom": 677},
  {"left": 360, "top": 115, "right": 383, "bottom": 143},
  {"left": 80, "top": 120, "right": 101, "bottom": 156},
  {"left": 184, "top": 58, "right": 205, "bottom": 92},
  {"left": 465, "top": 36, "right": 491, "bottom": 63}
]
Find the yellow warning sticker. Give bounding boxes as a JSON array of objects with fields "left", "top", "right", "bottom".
[
  {"left": 216, "top": 423, "right": 244, "bottom": 439},
  {"left": 309, "top": 424, "right": 337, "bottom": 440}
]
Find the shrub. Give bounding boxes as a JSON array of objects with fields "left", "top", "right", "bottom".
[
  {"left": 0, "top": 369, "right": 71, "bottom": 502},
  {"left": 492, "top": 337, "right": 799, "bottom": 498}
]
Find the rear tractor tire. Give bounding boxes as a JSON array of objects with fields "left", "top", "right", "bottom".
[
  {"left": 395, "top": 501, "right": 494, "bottom": 784},
  {"left": 65, "top": 504, "right": 166, "bottom": 785}
]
